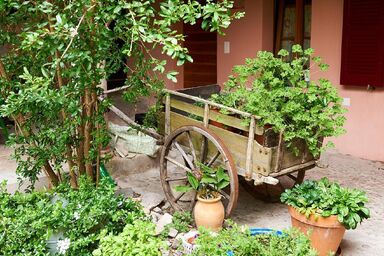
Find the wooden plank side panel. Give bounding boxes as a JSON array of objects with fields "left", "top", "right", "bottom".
[
  {"left": 170, "top": 99, "right": 264, "bottom": 135},
  {"left": 167, "top": 112, "right": 273, "bottom": 175},
  {"left": 270, "top": 138, "right": 315, "bottom": 172}
]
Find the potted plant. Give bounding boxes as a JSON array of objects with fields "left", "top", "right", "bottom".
[
  {"left": 280, "top": 178, "right": 370, "bottom": 256},
  {"left": 210, "top": 45, "right": 346, "bottom": 157},
  {"left": 176, "top": 163, "right": 230, "bottom": 231}
]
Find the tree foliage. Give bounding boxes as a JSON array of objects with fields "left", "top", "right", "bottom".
[{"left": 0, "top": 0, "right": 242, "bottom": 187}]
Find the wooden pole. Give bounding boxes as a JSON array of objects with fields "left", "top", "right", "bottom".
[
  {"left": 165, "top": 94, "right": 171, "bottom": 136},
  {"left": 245, "top": 116, "right": 255, "bottom": 181},
  {"left": 164, "top": 89, "right": 260, "bottom": 119},
  {"left": 203, "top": 103, "right": 209, "bottom": 127},
  {"left": 107, "top": 103, "right": 163, "bottom": 141}
]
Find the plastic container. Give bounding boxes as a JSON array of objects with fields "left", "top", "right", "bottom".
[
  {"left": 181, "top": 230, "right": 199, "bottom": 254},
  {"left": 227, "top": 228, "right": 284, "bottom": 256}
]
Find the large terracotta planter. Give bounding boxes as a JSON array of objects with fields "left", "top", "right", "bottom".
[
  {"left": 194, "top": 195, "right": 224, "bottom": 231},
  {"left": 288, "top": 206, "right": 346, "bottom": 256}
]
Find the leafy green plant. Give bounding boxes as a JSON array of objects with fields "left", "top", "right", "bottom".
[
  {"left": 192, "top": 221, "right": 318, "bottom": 256},
  {"left": 211, "top": 45, "right": 346, "bottom": 156},
  {"left": 160, "top": 211, "right": 193, "bottom": 238},
  {"left": 0, "top": 0, "right": 243, "bottom": 188},
  {"left": 93, "top": 220, "right": 167, "bottom": 256},
  {"left": 176, "top": 163, "right": 230, "bottom": 199},
  {"left": 0, "top": 177, "right": 144, "bottom": 255},
  {"left": 280, "top": 178, "right": 370, "bottom": 229}
]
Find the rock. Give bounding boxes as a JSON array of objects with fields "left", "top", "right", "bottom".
[
  {"left": 143, "top": 207, "right": 150, "bottom": 215},
  {"left": 162, "top": 202, "right": 170, "bottom": 210},
  {"left": 153, "top": 207, "right": 162, "bottom": 214},
  {"left": 150, "top": 212, "right": 161, "bottom": 223},
  {"left": 171, "top": 237, "right": 181, "bottom": 249},
  {"left": 140, "top": 192, "right": 165, "bottom": 210},
  {"left": 115, "top": 187, "right": 137, "bottom": 198},
  {"left": 155, "top": 213, "right": 173, "bottom": 235},
  {"left": 168, "top": 228, "right": 178, "bottom": 238}
]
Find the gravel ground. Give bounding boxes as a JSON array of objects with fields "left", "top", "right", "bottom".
[
  {"left": 115, "top": 150, "right": 384, "bottom": 256},
  {"left": 1, "top": 145, "right": 383, "bottom": 255}
]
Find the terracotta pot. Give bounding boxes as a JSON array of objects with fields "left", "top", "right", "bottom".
[
  {"left": 287, "top": 206, "right": 346, "bottom": 256},
  {"left": 194, "top": 195, "right": 225, "bottom": 231}
]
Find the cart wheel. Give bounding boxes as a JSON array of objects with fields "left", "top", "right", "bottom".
[{"left": 160, "top": 125, "right": 238, "bottom": 217}]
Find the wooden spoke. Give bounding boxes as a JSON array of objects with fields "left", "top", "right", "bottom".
[
  {"left": 219, "top": 189, "right": 231, "bottom": 200},
  {"left": 165, "top": 156, "right": 192, "bottom": 173},
  {"left": 160, "top": 125, "right": 238, "bottom": 216},
  {"left": 179, "top": 199, "right": 193, "bottom": 202},
  {"left": 174, "top": 142, "right": 194, "bottom": 169},
  {"left": 207, "top": 150, "right": 221, "bottom": 167},
  {"left": 174, "top": 192, "right": 186, "bottom": 202},
  {"left": 186, "top": 131, "right": 197, "bottom": 164},
  {"left": 165, "top": 176, "right": 187, "bottom": 182},
  {"left": 287, "top": 174, "right": 297, "bottom": 181},
  {"left": 200, "top": 136, "right": 208, "bottom": 163}
]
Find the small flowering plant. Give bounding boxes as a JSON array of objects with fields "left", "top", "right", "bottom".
[{"left": 57, "top": 238, "right": 71, "bottom": 255}]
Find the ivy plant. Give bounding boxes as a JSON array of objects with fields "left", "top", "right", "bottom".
[
  {"left": 0, "top": 0, "right": 243, "bottom": 188},
  {"left": 280, "top": 178, "right": 370, "bottom": 230},
  {"left": 211, "top": 45, "right": 346, "bottom": 156}
]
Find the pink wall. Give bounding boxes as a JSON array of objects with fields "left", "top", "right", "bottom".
[
  {"left": 162, "top": 0, "right": 384, "bottom": 161},
  {"left": 311, "top": 0, "right": 384, "bottom": 161},
  {"left": 217, "top": 0, "right": 274, "bottom": 86}
]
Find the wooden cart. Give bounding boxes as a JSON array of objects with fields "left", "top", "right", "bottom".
[{"left": 159, "top": 87, "right": 319, "bottom": 217}]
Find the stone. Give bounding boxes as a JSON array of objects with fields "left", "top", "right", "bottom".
[
  {"left": 153, "top": 207, "right": 162, "bottom": 214},
  {"left": 150, "top": 212, "right": 161, "bottom": 223},
  {"left": 168, "top": 228, "right": 178, "bottom": 238},
  {"left": 171, "top": 237, "right": 181, "bottom": 250},
  {"left": 115, "top": 187, "right": 136, "bottom": 198},
  {"left": 155, "top": 213, "right": 173, "bottom": 235},
  {"left": 140, "top": 192, "right": 165, "bottom": 210},
  {"left": 161, "top": 202, "right": 171, "bottom": 210},
  {"left": 143, "top": 207, "right": 150, "bottom": 215}
]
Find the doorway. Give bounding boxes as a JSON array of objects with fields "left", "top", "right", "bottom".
[{"left": 183, "top": 20, "right": 217, "bottom": 88}]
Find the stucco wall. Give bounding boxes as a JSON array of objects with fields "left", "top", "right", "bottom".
[
  {"left": 311, "top": 0, "right": 384, "bottom": 161},
  {"left": 162, "top": 0, "right": 383, "bottom": 161},
  {"left": 217, "top": 0, "right": 274, "bottom": 86}
]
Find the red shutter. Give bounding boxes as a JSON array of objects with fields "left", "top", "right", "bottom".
[{"left": 340, "top": 0, "right": 384, "bottom": 87}]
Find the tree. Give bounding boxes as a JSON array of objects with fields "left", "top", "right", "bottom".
[{"left": 0, "top": 0, "right": 242, "bottom": 188}]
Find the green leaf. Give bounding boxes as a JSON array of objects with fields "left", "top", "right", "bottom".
[
  {"left": 187, "top": 172, "right": 199, "bottom": 190},
  {"left": 175, "top": 185, "right": 193, "bottom": 193}
]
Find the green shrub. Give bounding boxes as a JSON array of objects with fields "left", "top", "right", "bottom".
[
  {"left": 281, "top": 178, "right": 370, "bottom": 229},
  {"left": 192, "top": 222, "right": 317, "bottom": 256},
  {"left": 0, "top": 177, "right": 144, "bottom": 255},
  {"left": 211, "top": 45, "right": 346, "bottom": 156},
  {"left": 93, "top": 220, "right": 167, "bottom": 256}
]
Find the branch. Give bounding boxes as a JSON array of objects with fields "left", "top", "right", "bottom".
[{"left": 59, "top": 4, "right": 96, "bottom": 61}]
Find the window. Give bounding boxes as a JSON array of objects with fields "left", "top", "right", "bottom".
[
  {"left": 274, "top": 0, "right": 312, "bottom": 54},
  {"left": 340, "top": 0, "right": 384, "bottom": 87}
]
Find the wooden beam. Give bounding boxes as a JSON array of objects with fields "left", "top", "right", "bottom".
[{"left": 107, "top": 104, "right": 163, "bottom": 141}]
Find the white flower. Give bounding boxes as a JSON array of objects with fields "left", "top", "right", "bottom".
[
  {"left": 73, "top": 211, "right": 80, "bottom": 220},
  {"left": 57, "top": 238, "right": 70, "bottom": 255}
]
